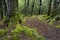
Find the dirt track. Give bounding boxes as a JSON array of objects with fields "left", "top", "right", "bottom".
[{"left": 24, "top": 18, "right": 60, "bottom": 40}]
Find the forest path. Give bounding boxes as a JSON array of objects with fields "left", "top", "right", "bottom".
[{"left": 23, "top": 18, "right": 60, "bottom": 40}]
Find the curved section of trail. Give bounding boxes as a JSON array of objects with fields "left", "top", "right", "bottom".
[{"left": 24, "top": 18, "right": 60, "bottom": 40}]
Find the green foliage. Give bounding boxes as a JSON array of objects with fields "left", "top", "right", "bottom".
[
  {"left": 11, "top": 23, "right": 45, "bottom": 40},
  {"left": 12, "top": 35, "right": 20, "bottom": 40},
  {"left": 49, "top": 18, "right": 55, "bottom": 25},
  {"left": 0, "top": 29, "right": 6, "bottom": 36},
  {"left": 0, "top": 16, "right": 6, "bottom": 25},
  {"left": 56, "top": 24, "right": 60, "bottom": 28},
  {"left": 0, "top": 23, "right": 45, "bottom": 40}
]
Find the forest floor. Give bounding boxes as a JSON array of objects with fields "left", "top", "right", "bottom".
[
  {"left": 0, "top": 18, "right": 60, "bottom": 40},
  {"left": 23, "top": 18, "right": 60, "bottom": 40}
]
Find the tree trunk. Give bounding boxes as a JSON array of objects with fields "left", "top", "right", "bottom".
[
  {"left": 38, "top": 0, "right": 42, "bottom": 14},
  {"left": 24, "top": 0, "right": 27, "bottom": 13},
  {"left": 47, "top": 0, "right": 52, "bottom": 16},
  {"left": 31, "top": 0, "right": 35, "bottom": 14},
  {"left": 26, "top": 0, "right": 29, "bottom": 14},
  {"left": 52, "top": 0, "right": 59, "bottom": 17},
  {"left": 24, "top": 0, "right": 29, "bottom": 14},
  {"left": 4, "top": 0, "right": 18, "bottom": 26},
  {"left": 2, "top": 0, "right": 7, "bottom": 17},
  {"left": 0, "top": 0, "right": 3, "bottom": 20},
  {"left": 5, "top": 0, "right": 18, "bottom": 20}
]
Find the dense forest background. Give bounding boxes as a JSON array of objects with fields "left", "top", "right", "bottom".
[
  {"left": 0, "top": 0, "right": 60, "bottom": 40},
  {"left": 0, "top": 0, "right": 60, "bottom": 19}
]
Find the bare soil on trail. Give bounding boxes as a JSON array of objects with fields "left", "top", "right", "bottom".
[{"left": 24, "top": 18, "right": 60, "bottom": 40}]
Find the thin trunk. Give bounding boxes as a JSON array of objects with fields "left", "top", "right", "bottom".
[
  {"left": 0, "top": 0, "right": 3, "bottom": 20},
  {"left": 24, "top": 0, "right": 29, "bottom": 14},
  {"left": 53, "top": 0, "right": 57, "bottom": 15},
  {"left": 1, "top": 8, "right": 3, "bottom": 20},
  {"left": 24, "top": 0, "right": 27, "bottom": 13},
  {"left": 47, "top": 0, "right": 52, "bottom": 16},
  {"left": 31, "top": 0, "right": 35, "bottom": 14},
  {"left": 26, "top": 0, "right": 29, "bottom": 14},
  {"left": 38, "top": 0, "right": 42, "bottom": 14},
  {"left": 2, "top": 0, "right": 7, "bottom": 17},
  {"left": 4, "top": 0, "right": 7, "bottom": 16},
  {"left": 0, "top": 0, "right": 2, "bottom": 20},
  {"left": 52, "top": 0, "right": 59, "bottom": 17}
]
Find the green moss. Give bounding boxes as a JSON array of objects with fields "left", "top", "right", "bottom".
[{"left": 11, "top": 24, "right": 45, "bottom": 40}]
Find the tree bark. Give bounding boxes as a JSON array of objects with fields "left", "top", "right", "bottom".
[
  {"left": 24, "top": 0, "right": 29, "bottom": 14},
  {"left": 52, "top": 0, "right": 59, "bottom": 17},
  {"left": 38, "top": 0, "right": 42, "bottom": 14},
  {"left": 4, "top": 0, "right": 18, "bottom": 26},
  {"left": 47, "top": 0, "right": 52, "bottom": 16},
  {"left": 5, "top": 0, "right": 18, "bottom": 20},
  {"left": 31, "top": 0, "right": 35, "bottom": 14},
  {"left": 0, "top": 0, "right": 3, "bottom": 20}
]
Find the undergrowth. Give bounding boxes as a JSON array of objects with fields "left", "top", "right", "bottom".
[
  {"left": 0, "top": 23, "right": 45, "bottom": 40},
  {"left": 0, "top": 13, "right": 60, "bottom": 40}
]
